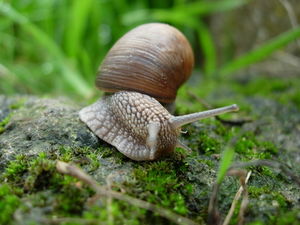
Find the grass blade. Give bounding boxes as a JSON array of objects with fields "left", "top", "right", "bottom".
[
  {"left": 216, "top": 146, "right": 235, "bottom": 184},
  {"left": 65, "top": 0, "right": 93, "bottom": 58},
  {"left": 219, "top": 26, "right": 300, "bottom": 76},
  {"left": 197, "top": 20, "right": 217, "bottom": 76},
  {"left": 122, "top": 0, "right": 248, "bottom": 26},
  {"left": 0, "top": 2, "right": 92, "bottom": 98},
  {"left": 174, "top": 0, "right": 248, "bottom": 16}
]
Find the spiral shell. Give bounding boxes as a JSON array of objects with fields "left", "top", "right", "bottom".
[{"left": 96, "top": 23, "right": 194, "bottom": 103}]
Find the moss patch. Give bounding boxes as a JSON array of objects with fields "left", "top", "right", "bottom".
[
  {"left": 0, "top": 150, "right": 97, "bottom": 221},
  {"left": 130, "top": 161, "right": 192, "bottom": 215},
  {"left": 234, "top": 132, "right": 278, "bottom": 160},
  {"left": 0, "top": 149, "right": 193, "bottom": 224},
  {"left": 0, "top": 113, "right": 11, "bottom": 134},
  {"left": 1, "top": 74, "right": 300, "bottom": 225},
  {"left": 0, "top": 98, "right": 25, "bottom": 134},
  {"left": 232, "top": 76, "right": 300, "bottom": 109},
  {"left": 0, "top": 184, "right": 21, "bottom": 225}
]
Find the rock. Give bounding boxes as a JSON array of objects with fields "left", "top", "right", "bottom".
[
  {"left": 0, "top": 94, "right": 299, "bottom": 224},
  {"left": 0, "top": 96, "right": 99, "bottom": 170},
  {"left": 0, "top": 95, "right": 136, "bottom": 186},
  {"left": 245, "top": 97, "right": 300, "bottom": 170}
]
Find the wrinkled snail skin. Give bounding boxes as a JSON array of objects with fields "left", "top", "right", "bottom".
[
  {"left": 79, "top": 91, "right": 239, "bottom": 161},
  {"left": 79, "top": 23, "right": 239, "bottom": 161},
  {"left": 79, "top": 91, "right": 179, "bottom": 161}
]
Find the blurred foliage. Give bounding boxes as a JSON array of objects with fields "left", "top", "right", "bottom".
[{"left": 0, "top": 0, "right": 299, "bottom": 99}]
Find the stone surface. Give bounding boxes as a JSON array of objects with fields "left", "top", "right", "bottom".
[
  {"left": 0, "top": 96, "right": 99, "bottom": 170},
  {"left": 0, "top": 95, "right": 136, "bottom": 186},
  {"left": 0, "top": 94, "right": 299, "bottom": 224}
]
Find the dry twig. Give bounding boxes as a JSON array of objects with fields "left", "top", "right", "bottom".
[
  {"left": 56, "top": 161, "right": 199, "bottom": 225},
  {"left": 208, "top": 170, "right": 251, "bottom": 225},
  {"left": 208, "top": 183, "right": 221, "bottom": 225},
  {"left": 223, "top": 170, "right": 252, "bottom": 225}
]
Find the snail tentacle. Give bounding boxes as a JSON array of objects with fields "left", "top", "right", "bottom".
[{"left": 169, "top": 104, "right": 239, "bottom": 129}]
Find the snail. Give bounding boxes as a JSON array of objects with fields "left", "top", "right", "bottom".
[{"left": 79, "top": 23, "right": 239, "bottom": 161}]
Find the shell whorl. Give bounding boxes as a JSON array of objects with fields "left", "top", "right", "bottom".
[
  {"left": 96, "top": 23, "right": 194, "bottom": 104},
  {"left": 79, "top": 91, "right": 178, "bottom": 161}
]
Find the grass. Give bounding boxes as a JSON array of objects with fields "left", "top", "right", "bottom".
[
  {"left": 219, "top": 27, "right": 300, "bottom": 76},
  {"left": 216, "top": 144, "right": 235, "bottom": 184},
  {"left": 1, "top": 0, "right": 299, "bottom": 98}
]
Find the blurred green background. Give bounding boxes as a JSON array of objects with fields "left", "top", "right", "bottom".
[{"left": 0, "top": 0, "right": 299, "bottom": 100}]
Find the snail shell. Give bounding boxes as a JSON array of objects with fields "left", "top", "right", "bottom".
[
  {"left": 96, "top": 23, "right": 194, "bottom": 104},
  {"left": 79, "top": 23, "right": 239, "bottom": 161}
]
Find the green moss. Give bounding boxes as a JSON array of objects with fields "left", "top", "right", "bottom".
[
  {"left": 234, "top": 77, "right": 291, "bottom": 96},
  {"left": 0, "top": 113, "right": 12, "bottom": 134},
  {"left": 24, "top": 152, "right": 56, "bottom": 191},
  {"left": 9, "top": 98, "right": 25, "bottom": 110},
  {"left": 248, "top": 186, "right": 272, "bottom": 198},
  {"left": 0, "top": 184, "right": 21, "bottom": 224},
  {"left": 288, "top": 90, "right": 300, "bottom": 109},
  {"left": 199, "top": 133, "right": 221, "bottom": 155},
  {"left": 233, "top": 76, "right": 300, "bottom": 109},
  {"left": 86, "top": 152, "right": 101, "bottom": 171},
  {"left": 235, "top": 132, "right": 278, "bottom": 160},
  {"left": 57, "top": 145, "right": 126, "bottom": 169},
  {"left": 57, "top": 146, "right": 74, "bottom": 162},
  {"left": 0, "top": 99, "right": 25, "bottom": 134},
  {"left": 57, "top": 146, "right": 102, "bottom": 171},
  {"left": 183, "top": 123, "right": 222, "bottom": 156},
  {"left": 248, "top": 186, "right": 288, "bottom": 208},
  {"left": 129, "top": 160, "right": 191, "bottom": 216},
  {"left": 248, "top": 221, "right": 266, "bottom": 225},
  {"left": 196, "top": 158, "right": 214, "bottom": 167},
  {"left": 1, "top": 149, "right": 168, "bottom": 224},
  {"left": 247, "top": 186, "right": 300, "bottom": 225},
  {"left": 243, "top": 186, "right": 296, "bottom": 225},
  {"left": 83, "top": 202, "right": 146, "bottom": 225},
  {"left": 233, "top": 132, "right": 280, "bottom": 179},
  {"left": 0, "top": 149, "right": 100, "bottom": 217},
  {"left": 2, "top": 154, "right": 28, "bottom": 185},
  {"left": 273, "top": 209, "right": 300, "bottom": 225},
  {"left": 55, "top": 176, "right": 92, "bottom": 215},
  {"left": 0, "top": 88, "right": 296, "bottom": 225}
]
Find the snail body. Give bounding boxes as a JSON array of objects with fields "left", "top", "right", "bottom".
[
  {"left": 79, "top": 23, "right": 239, "bottom": 161},
  {"left": 80, "top": 91, "right": 177, "bottom": 160}
]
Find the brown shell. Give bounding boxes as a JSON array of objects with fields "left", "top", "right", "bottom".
[{"left": 96, "top": 23, "right": 194, "bottom": 103}]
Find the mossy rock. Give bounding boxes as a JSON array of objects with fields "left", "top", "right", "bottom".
[{"left": 0, "top": 74, "right": 300, "bottom": 225}]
